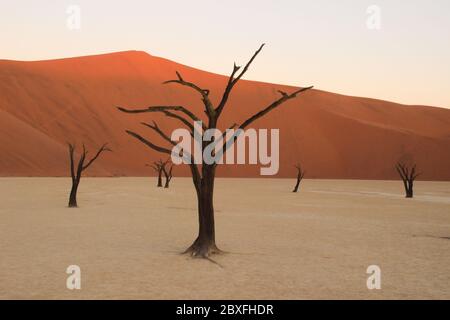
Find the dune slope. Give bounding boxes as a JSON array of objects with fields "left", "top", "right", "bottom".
[{"left": 0, "top": 51, "right": 449, "bottom": 179}]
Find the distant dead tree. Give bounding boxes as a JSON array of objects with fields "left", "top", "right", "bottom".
[
  {"left": 118, "top": 44, "right": 313, "bottom": 258},
  {"left": 68, "top": 143, "right": 111, "bottom": 207},
  {"left": 146, "top": 159, "right": 167, "bottom": 187},
  {"left": 162, "top": 162, "right": 173, "bottom": 188},
  {"left": 153, "top": 162, "right": 163, "bottom": 187},
  {"left": 146, "top": 159, "right": 172, "bottom": 188},
  {"left": 396, "top": 162, "right": 420, "bottom": 198},
  {"left": 292, "top": 164, "right": 306, "bottom": 193}
]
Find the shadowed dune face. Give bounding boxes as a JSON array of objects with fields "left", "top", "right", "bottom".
[{"left": 0, "top": 51, "right": 449, "bottom": 179}]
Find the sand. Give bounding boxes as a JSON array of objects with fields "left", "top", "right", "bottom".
[
  {"left": 1, "top": 51, "right": 450, "bottom": 179},
  {"left": 0, "top": 177, "right": 449, "bottom": 299}
]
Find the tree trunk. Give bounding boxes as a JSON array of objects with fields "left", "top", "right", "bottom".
[
  {"left": 184, "top": 167, "right": 220, "bottom": 257},
  {"left": 157, "top": 170, "right": 163, "bottom": 187},
  {"left": 68, "top": 179, "right": 79, "bottom": 207},
  {"left": 293, "top": 178, "right": 301, "bottom": 193},
  {"left": 406, "top": 181, "right": 413, "bottom": 198},
  {"left": 401, "top": 179, "right": 413, "bottom": 198},
  {"left": 164, "top": 179, "right": 170, "bottom": 188}
]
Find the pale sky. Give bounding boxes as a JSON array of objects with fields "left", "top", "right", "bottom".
[{"left": 1, "top": 0, "right": 449, "bottom": 108}]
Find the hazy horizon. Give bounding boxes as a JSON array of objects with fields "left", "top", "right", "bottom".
[{"left": 1, "top": 0, "right": 449, "bottom": 108}]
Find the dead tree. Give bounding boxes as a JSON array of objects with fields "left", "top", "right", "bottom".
[
  {"left": 292, "top": 164, "right": 306, "bottom": 193},
  {"left": 396, "top": 163, "right": 420, "bottom": 198},
  {"left": 146, "top": 159, "right": 168, "bottom": 187},
  {"left": 68, "top": 143, "right": 111, "bottom": 207},
  {"left": 118, "top": 44, "right": 313, "bottom": 258},
  {"left": 162, "top": 162, "right": 173, "bottom": 188}
]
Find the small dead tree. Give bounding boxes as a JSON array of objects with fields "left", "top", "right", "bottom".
[
  {"left": 68, "top": 143, "right": 111, "bottom": 207},
  {"left": 162, "top": 162, "right": 173, "bottom": 188},
  {"left": 396, "top": 162, "right": 420, "bottom": 198},
  {"left": 118, "top": 44, "right": 312, "bottom": 257},
  {"left": 292, "top": 164, "right": 306, "bottom": 193},
  {"left": 146, "top": 159, "right": 168, "bottom": 187}
]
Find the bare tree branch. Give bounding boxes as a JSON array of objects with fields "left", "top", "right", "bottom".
[
  {"left": 75, "top": 144, "right": 87, "bottom": 178},
  {"left": 396, "top": 163, "right": 407, "bottom": 181},
  {"left": 161, "top": 111, "right": 197, "bottom": 135},
  {"left": 142, "top": 121, "right": 175, "bottom": 146},
  {"left": 210, "top": 123, "right": 238, "bottom": 167},
  {"left": 82, "top": 143, "right": 112, "bottom": 171},
  {"left": 117, "top": 105, "right": 203, "bottom": 124},
  {"left": 216, "top": 43, "right": 265, "bottom": 116},
  {"left": 68, "top": 143, "right": 76, "bottom": 182},
  {"left": 211, "top": 86, "right": 313, "bottom": 162},
  {"left": 125, "top": 130, "right": 172, "bottom": 155},
  {"left": 295, "top": 164, "right": 306, "bottom": 180},
  {"left": 118, "top": 105, "right": 207, "bottom": 132},
  {"left": 164, "top": 71, "right": 210, "bottom": 96},
  {"left": 164, "top": 71, "right": 214, "bottom": 115},
  {"left": 162, "top": 160, "right": 174, "bottom": 187},
  {"left": 141, "top": 121, "right": 197, "bottom": 167},
  {"left": 145, "top": 163, "right": 159, "bottom": 172},
  {"left": 239, "top": 86, "right": 313, "bottom": 130}
]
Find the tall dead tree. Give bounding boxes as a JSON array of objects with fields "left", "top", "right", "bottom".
[
  {"left": 292, "top": 164, "right": 306, "bottom": 193},
  {"left": 118, "top": 44, "right": 313, "bottom": 257},
  {"left": 68, "top": 143, "right": 111, "bottom": 207},
  {"left": 396, "top": 163, "right": 420, "bottom": 198}
]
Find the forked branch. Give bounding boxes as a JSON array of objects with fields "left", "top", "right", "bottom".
[
  {"left": 117, "top": 105, "right": 202, "bottom": 124},
  {"left": 216, "top": 43, "right": 266, "bottom": 116},
  {"left": 125, "top": 130, "right": 172, "bottom": 155},
  {"left": 164, "top": 71, "right": 214, "bottom": 115},
  {"left": 239, "top": 86, "right": 313, "bottom": 130},
  {"left": 141, "top": 121, "right": 175, "bottom": 146},
  {"left": 214, "top": 86, "right": 313, "bottom": 160},
  {"left": 117, "top": 105, "right": 206, "bottom": 132},
  {"left": 82, "top": 143, "right": 112, "bottom": 171}
]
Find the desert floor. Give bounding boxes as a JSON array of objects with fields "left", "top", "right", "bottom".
[{"left": 0, "top": 177, "right": 449, "bottom": 299}]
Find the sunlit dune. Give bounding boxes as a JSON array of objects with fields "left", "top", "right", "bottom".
[{"left": 1, "top": 51, "right": 449, "bottom": 179}]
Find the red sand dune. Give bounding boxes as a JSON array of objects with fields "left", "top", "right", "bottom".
[{"left": 0, "top": 51, "right": 449, "bottom": 180}]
